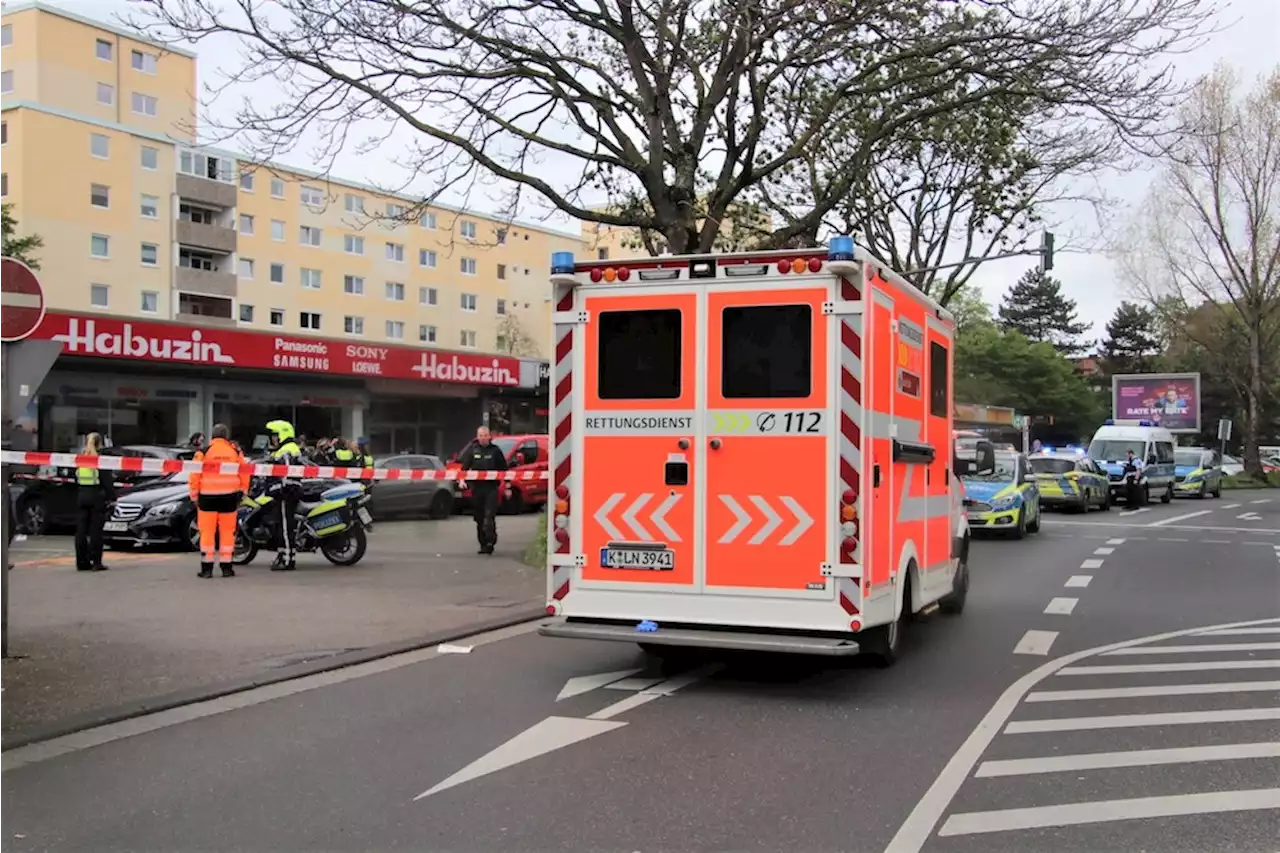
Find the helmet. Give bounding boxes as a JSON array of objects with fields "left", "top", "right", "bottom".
[
  {"left": 357, "top": 436, "right": 368, "bottom": 447},
  {"left": 265, "top": 420, "right": 296, "bottom": 442}
]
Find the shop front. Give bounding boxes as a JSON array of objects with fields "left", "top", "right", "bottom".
[
  {"left": 26, "top": 312, "right": 538, "bottom": 455},
  {"left": 483, "top": 359, "right": 551, "bottom": 436}
]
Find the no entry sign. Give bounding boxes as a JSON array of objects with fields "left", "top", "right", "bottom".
[{"left": 1, "top": 257, "right": 45, "bottom": 342}]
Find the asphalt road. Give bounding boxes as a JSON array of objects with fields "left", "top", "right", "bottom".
[{"left": 4, "top": 494, "right": 1279, "bottom": 852}]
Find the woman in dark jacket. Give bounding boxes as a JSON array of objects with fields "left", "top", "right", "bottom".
[{"left": 74, "top": 432, "right": 113, "bottom": 572}]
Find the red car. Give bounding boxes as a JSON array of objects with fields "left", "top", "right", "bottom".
[{"left": 446, "top": 434, "right": 549, "bottom": 513}]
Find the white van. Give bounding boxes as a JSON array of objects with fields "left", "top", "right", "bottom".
[{"left": 1087, "top": 419, "right": 1178, "bottom": 504}]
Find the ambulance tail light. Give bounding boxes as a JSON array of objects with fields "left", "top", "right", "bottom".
[
  {"left": 839, "top": 489, "right": 859, "bottom": 557},
  {"left": 554, "top": 485, "right": 571, "bottom": 549}
]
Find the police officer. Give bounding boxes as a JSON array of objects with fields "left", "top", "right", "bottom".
[
  {"left": 461, "top": 426, "right": 508, "bottom": 554},
  {"left": 190, "top": 424, "right": 250, "bottom": 578},
  {"left": 265, "top": 419, "right": 304, "bottom": 571},
  {"left": 75, "top": 432, "right": 113, "bottom": 572},
  {"left": 333, "top": 437, "right": 355, "bottom": 465},
  {"left": 356, "top": 436, "right": 373, "bottom": 468}
]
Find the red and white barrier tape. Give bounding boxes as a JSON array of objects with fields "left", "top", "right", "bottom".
[{"left": 0, "top": 451, "right": 549, "bottom": 482}]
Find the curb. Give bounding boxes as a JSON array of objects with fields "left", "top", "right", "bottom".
[{"left": 1, "top": 605, "right": 546, "bottom": 752}]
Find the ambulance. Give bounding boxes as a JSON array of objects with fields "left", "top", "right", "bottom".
[{"left": 537, "top": 239, "right": 993, "bottom": 665}]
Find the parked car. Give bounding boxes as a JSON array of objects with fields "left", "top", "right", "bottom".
[
  {"left": 1220, "top": 455, "right": 1245, "bottom": 476},
  {"left": 365, "top": 454, "right": 456, "bottom": 519},
  {"left": 12, "top": 445, "right": 195, "bottom": 535},
  {"left": 446, "top": 434, "right": 549, "bottom": 513}
]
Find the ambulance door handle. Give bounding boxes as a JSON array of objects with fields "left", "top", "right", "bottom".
[{"left": 709, "top": 438, "right": 722, "bottom": 450}]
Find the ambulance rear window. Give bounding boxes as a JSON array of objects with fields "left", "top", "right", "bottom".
[
  {"left": 721, "top": 304, "right": 811, "bottom": 398},
  {"left": 597, "top": 309, "right": 682, "bottom": 399}
]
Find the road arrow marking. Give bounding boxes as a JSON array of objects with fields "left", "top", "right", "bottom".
[
  {"left": 779, "top": 495, "right": 813, "bottom": 545},
  {"left": 651, "top": 493, "right": 681, "bottom": 541},
  {"left": 555, "top": 668, "right": 642, "bottom": 701},
  {"left": 719, "top": 495, "right": 752, "bottom": 543},
  {"left": 621, "top": 493, "right": 653, "bottom": 539},
  {"left": 594, "top": 492, "right": 625, "bottom": 540},
  {"left": 749, "top": 495, "right": 782, "bottom": 544},
  {"left": 414, "top": 716, "right": 625, "bottom": 800}
]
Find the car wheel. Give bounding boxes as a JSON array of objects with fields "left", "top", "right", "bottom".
[
  {"left": 19, "top": 497, "right": 48, "bottom": 535},
  {"left": 1026, "top": 504, "right": 1041, "bottom": 533},
  {"left": 429, "top": 490, "right": 453, "bottom": 519},
  {"left": 186, "top": 515, "right": 201, "bottom": 552},
  {"left": 1161, "top": 484, "right": 1173, "bottom": 504},
  {"left": 1011, "top": 507, "right": 1026, "bottom": 540}
]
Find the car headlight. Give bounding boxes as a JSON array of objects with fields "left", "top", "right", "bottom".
[
  {"left": 145, "top": 501, "right": 185, "bottom": 518},
  {"left": 1183, "top": 472, "right": 1203, "bottom": 482},
  {"left": 990, "top": 495, "right": 1019, "bottom": 511}
]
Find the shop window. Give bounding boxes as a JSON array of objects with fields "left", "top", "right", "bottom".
[
  {"left": 597, "top": 309, "right": 681, "bottom": 400},
  {"left": 721, "top": 305, "right": 810, "bottom": 399}
]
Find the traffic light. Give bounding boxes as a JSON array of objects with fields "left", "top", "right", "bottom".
[{"left": 1040, "top": 231, "right": 1056, "bottom": 272}]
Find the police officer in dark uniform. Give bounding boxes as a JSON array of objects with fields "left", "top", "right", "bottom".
[
  {"left": 461, "top": 426, "right": 508, "bottom": 554},
  {"left": 75, "top": 432, "right": 113, "bottom": 572}
]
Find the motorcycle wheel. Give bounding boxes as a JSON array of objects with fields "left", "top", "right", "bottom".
[
  {"left": 231, "top": 531, "right": 258, "bottom": 566},
  {"left": 320, "top": 525, "right": 368, "bottom": 566}
]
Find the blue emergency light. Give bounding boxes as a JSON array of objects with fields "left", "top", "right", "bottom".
[
  {"left": 550, "top": 251, "right": 576, "bottom": 275},
  {"left": 828, "top": 236, "right": 855, "bottom": 261}
]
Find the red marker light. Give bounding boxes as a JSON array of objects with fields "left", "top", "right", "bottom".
[
  {"left": 807, "top": 257, "right": 822, "bottom": 273},
  {"left": 776, "top": 260, "right": 790, "bottom": 274},
  {"left": 555, "top": 485, "right": 569, "bottom": 499},
  {"left": 841, "top": 489, "right": 856, "bottom": 505},
  {"left": 616, "top": 266, "right": 631, "bottom": 281},
  {"left": 589, "top": 268, "right": 604, "bottom": 283}
]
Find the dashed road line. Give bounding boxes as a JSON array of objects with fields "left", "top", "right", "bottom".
[
  {"left": 1106, "top": 538, "right": 1127, "bottom": 544},
  {"left": 1238, "top": 512, "right": 1262, "bottom": 521},
  {"left": 1147, "top": 509, "right": 1214, "bottom": 527},
  {"left": 1223, "top": 503, "right": 1243, "bottom": 509},
  {"left": 1093, "top": 546, "right": 1114, "bottom": 555},
  {"left": 1064, "top": 575, "right": 1092, "bottom": 588},
  {"left": 1120, "top": 507, "right": 1152, "bottom": 516},
  {"left": 1098, "top": 641, "right": 1280, "bottom": 656},
  {"left": 1079, "top": 558, "right": 1104, "bottom": 569},
  {"left": 1157, "top": 537, "right": 1190, "bottom": 542},
  {"left": 1250, "top": 498, "right": 1272, "bottom": 505},
  {"left": 1044, "top": 597, "right": 1078, "bottom": 616},
  {"left": 1013, "top": 630, "right": 1058, "bottom": 656}
]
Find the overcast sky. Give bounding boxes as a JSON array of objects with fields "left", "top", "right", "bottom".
[{"left": 23, "top": 0, "right": 1280, "bottom": 338}]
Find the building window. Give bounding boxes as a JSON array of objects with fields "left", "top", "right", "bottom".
[
  {"left": 0, "top": 173, "right": 6, "bottom": 196},
  {"left": 139, "top": 194, "right": 159, "bottom": 219},
  {"left": 271, "top": 178, "right": 285, "bottom": 198},
  {"left": 131, "top": 92, "right": 158, "bottom": 117},
  {"left": 90, "top": 284, "right": 110, "bottom": 307},
  {"left": 496, "top": 228, "right": 507, "bottom": 245},
  {"left": 90, "top": 184, "right": 110, "bottom": 208},
  {"left": 300, "top": 268, "right": 322, "bottom": 290},
  {"left": 131, "top": 49, "right": 158, "bottom": 74},
  {"left": 141, "top": 291, "right": 158, "bottom": 313},
  {"left": 460, "top": 293, "right": 477, "bottom": 312},
  {"left": 95, "top": 38, "right": 113, "bottom": 60},
  {"left": 95, "top": 82, "right": 113, "bottom": 104},
  {"left": 91, "top": 234, "right": 110, "bottom": 257},
  {"left": 299, "top": 225, "right": 322, "bottom": 247},
  {"left": 239, "top": 171, "right": 254, "bottom": 191},
  {"left": 239, "top": 304, "right": 254, "bottom": 323},
  {"left": 386, "top": 203, "right": 406, "bottom": 218},
  {"left": 419, "top": 324, "right": 436, "bottom": 343},
  {"left": 385, "top": 281, "right": 405, "bottom": 302},
  {"left": 496, "top": 298, "right": 507, "bottom": 315},
  {"left": 386, "top": 320, "right": 405, "bottom": 340},
  {"left": 1, "top": 25, "right": 11, "bottom": 47},
  {"left": 271, "top": 219, "right": 285, "bottom": 241},
  {"left": 420, "top": 212, "right": 436, "bottom": 229},
  {"left": 179, "top": 202, "right": 215, "bottom": 224},
  {"left": 419, "top": 286, "right": 437, "bottom": 306},
  {"left": 460, "top": 330, "right": 477, "bottom": 348},
  {"left": 419, "top": 249, "right": 437, "bottom": 268},
  {"left": 460, "top": 220, "right": 477, "bottom": 239},
  {"left": 300, "top": 311, "right": 322, "bottom": 330},
  {"left": 140, "top": 146, "right": 158, "bottom": 169},
  {"left": 90, "top": 133, "right": 110, "bottom": 159},
  {"left": 179, "top": 248, "right": 215, "bottom": 271},
  {"left": 270, "top": 262, "right": 284, "bottom": 284},
  {"left": 344, "top": 193, "right": 364, "bottom": 213},
  {"left": 239, "top": 214, "right": 254, "bottom": 234},
  {"left": 343, "top": 275, "right": 365, "bottom": 295},
  {"left": 496, "top": 334, "right": 508, "bottom": 352},
  {"left": 497, "top": 264, "right": 506, "bottom": 280},
  {"left": 1, "top": 122, "right": 7, "bottom": 145},
  {"left": 140, "top": 243, "right": 158, "bottom": 266},
  {"left": 238, "top": 258, "right": 254, "bottom": 279},
  {"left": 300, "top": 185, "right": 324, "bottom": 206},
  {"left": 460, "top": 257, "right": 477, "bottom": 276},
  {"left": 270, "top": 308, "right": 285, "bottom": 327},
  {"left": 344, "top": 234, "right": 364, "bottom": 255},
  {"left": 178, "top": 150, "right": 232, "bottom": 183},
  {"left": 385, "top": 242, "right": 404, "bottom": 262},
  {"left": 0, "top": 71, "right": 12, "bottom": 94},
  {"left": 597, "top": 247, "right": 609, "bottom": 260},
  {"left": 344, "top": 316, "right": 364, "bottom": 335}
]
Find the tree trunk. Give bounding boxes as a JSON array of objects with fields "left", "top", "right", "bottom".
[{"left": 1245, "top": 329, "right": 1265, "bottom": 477}]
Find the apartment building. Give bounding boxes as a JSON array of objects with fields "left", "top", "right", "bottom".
[{"left": 1, "top": 1, "right": 578, "bottom": 455}]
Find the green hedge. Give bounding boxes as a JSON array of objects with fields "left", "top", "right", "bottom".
[
  {"left": 523, "top": 511, "right": 548, "bottom": 568},
  {"left": 1221, "top": 472, "right": 1280, "bottom": 490}
]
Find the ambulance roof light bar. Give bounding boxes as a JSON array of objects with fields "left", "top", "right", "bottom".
[
  {"left": 827, "top": 235, "right": 858, "bottom": 276},
  {"left": 550, "top": 251, "right": 578, "bottom": 286}
]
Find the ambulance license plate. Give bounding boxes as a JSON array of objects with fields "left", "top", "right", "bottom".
[{"left": 601, "top": 547, "right": 674, "bottom": 571}]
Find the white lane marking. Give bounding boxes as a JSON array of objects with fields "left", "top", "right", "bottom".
[
  {"left": 3, "top": 621, "right": 541, "bottom": 772},
  {"left": 1027, "top": 680, "right": 1280, "bottom": 703},
  {"left": 1005, "top": 706, "right": 1280, "bottom": 734},
  {"left": 1223, "top": 503, "right": 1243, "bottom": 509},
  {"left": 1203, "top": 539, "right": 1231, "bottom": 544},
  {"left": 555, "top": 668, "right": 642, "bottom": 701},
  {"left": 1047, "top": 520, "right": 1280, "bottom": 534},
  {"left": 1238, "top": 512, "right": 1262, "bottom": 521},
  {"left": 640, "top": 663, "right": 722, "bottom": 695},
  {"left": 881, "top": 617, "right": 1280, "bottom": 853},
  {"left": 975, "top": 742, "right": 1280, "bottom": 778},
  {"left": 1079, "top": 558, "right": 1104, "bottom": 569},
  {"left": 1093, "top": 547, "right": 1114, "bottom": 555},
  {"left": 1198, "top": 627, "right": 1280, "bottom": 636},
  {"left": 1120, "top": 507, "right": 1151, "bottom": 516},
  {"left": 604, "top": 676, "right": 665, "bottom": 691},
  {"left": 1013, "top": 630, "right": 1058, "bottom": 656},
  {"left": 1147, "top": 509, "right": 1213, "bottom": 527},
  {"left": 1059, "top": 659, "right": 1280, "bottom": 675},
  {"left": 587, "top": 692, "right": 661, "bottom": 720},
  {"left": 1106, "top": 538, "right": 1127, "bottom": 544},
  {"left": 1251, "top": 498, "right": 1272, "bottom": 504},
  {"left": 1099, "top": 641, "right": 1280, "bottom": 655},
  {"left": 1158, "top": 537, "right": 1190, "bottom": 542},
  {"left": 1064, "top": 575, "right": 1092, "bottom": 588},
  {"left": 1044, "top": 597, "right": 1078, "bottom": 615},
  {"left": 938, "top": 789, "right": 1280, "bottom": 837}
]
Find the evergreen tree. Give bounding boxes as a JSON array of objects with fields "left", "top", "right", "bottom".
[
  {"left": 996, "top": 267, "right": 1092, "bottom": 355},
  {"left": 1099, "top": 301, "right": 1163, "bottom": 376},
  {"left": 1, "top": 204, "right": 43, "bottom": 270}
]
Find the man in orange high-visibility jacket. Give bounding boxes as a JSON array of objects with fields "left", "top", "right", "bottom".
[{"left": 189, "top": 423, "right": 251, "bottom": 578}]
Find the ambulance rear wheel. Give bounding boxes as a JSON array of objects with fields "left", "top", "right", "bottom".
[
  {"left": 940, "top": 552, "right": 968, "bottom": 616},
  {"left": 866, "top": 572, "right": 909, "bottom": 667}
]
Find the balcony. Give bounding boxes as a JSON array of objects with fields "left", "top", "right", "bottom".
[
  {"left": 175, "top": 266, "right": 236, "bottom": 298},
  {"left": 176, "top": 292, "right": 235, "bottom": 327},
  {"left": 175, "top": 173, "right": 237, "bottom": 209},
  {"left": 176, "top": 219, "right": 237, "bottom": 254}
]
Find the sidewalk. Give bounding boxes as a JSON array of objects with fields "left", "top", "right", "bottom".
[{"left": 1, "top": 515, "right": 545, "bottom": 747}]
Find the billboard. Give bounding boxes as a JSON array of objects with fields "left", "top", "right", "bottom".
[{"left": 1111, "top": 372, "right": 1202, "bottom": 433}]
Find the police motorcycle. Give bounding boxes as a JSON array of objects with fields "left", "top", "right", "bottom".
[{"left": 231, "top": 476, "right": 373, "bottom": 566}]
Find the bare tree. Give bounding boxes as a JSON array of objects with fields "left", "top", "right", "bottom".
[
  {"left": 496, "top": 314, "right": 541, "bottom": 357},
  {"left": 1122, "top": 64, "right": 1280, "bottom": 474},
  {"left": 131, "top": 0, "right": 1209, "bottom": 255}
]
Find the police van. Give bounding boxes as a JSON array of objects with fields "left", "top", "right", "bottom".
[{"left": 1087, "top": 419, "right": 1178, "bottom": 505}]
